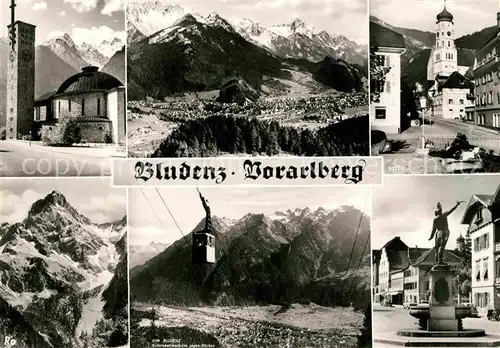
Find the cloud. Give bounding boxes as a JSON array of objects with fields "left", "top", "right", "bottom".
[
  {"left": 78, "top": 193, "right": 126, "bottom": 223},
  {"left": 71, "top": 26, "right": 126, "bottom": 46},
  {"left": 101, "top": 0, "right": 125, "bottom": 15},
  {"left": 32, "top": 1, "right": 47, "bottom": 11},
  {"left": 58, "top": 10, "right": 67, "bottom": 16},
  {"left": 1, "top": 189, "right": 44, "bottom": 224},
  {"left": 64, "top": 0, "right": 99, "bottom": 12}
]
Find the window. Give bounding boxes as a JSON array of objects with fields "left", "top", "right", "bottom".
[
  {"left": 98, "top": 126, "right": 103, "bottom": 131},
  {"left": 485, "top": 233, "right": 489, "bottom": 249},
  {"left": 448, "top": 99, "right": 453, "bottom": 104},
  {"left": 476, "top": 208, "right": 483, "bottom": 222},
  {"left": 475, "top": 260, "right": 481, "bottom": 280},
  {"left": 97, "top": 98, "right": 101, "bottom": 116},
  {"left": 58, "top": 101, "right": 61, "bottom": 116},
  {"left": 82, "top": 98, "right": 85, "bottom": 116},
  {"left": 9, "top": 128, "right": 13, "bottom": 132},
  {"left": 9, "top": 117, "right": 13, "bottom": 121},
  {"left": 375, "top": 108, "right": 386, "bottom": 119},
  {"left": 460, "top": 99, "right": 464, "bottom": 104},
  {"left": 69, "top": 100, "right": 71, "bottom": 112},
  {"left": 448, "top": 41, "right": 450, "bottom": 47},
  {"left": 10, "top": 107, "right": 13, "bottom": 113},
  {"left": 495, "top": 258, "right": 500, "bottom": 279},
  {"left": 483, "top": 258, "right": 489, "bottom": 280},
  {"left": 474, "top": 237, "right": 479, "bottom": 251},
  {"left": 495, "top": 114, "right": 500, "bottom": 128}
]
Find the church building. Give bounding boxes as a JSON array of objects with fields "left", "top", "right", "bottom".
[
  {"left": 426, "top": 4, "right": 475, "bottom": 120},
  {"left": 34, "top": 66, "right": 126, "bottom": 145}
]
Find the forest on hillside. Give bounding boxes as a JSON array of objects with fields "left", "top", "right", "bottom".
[{"left": 151, "top": 115, "right": 369, "bottom": 157}]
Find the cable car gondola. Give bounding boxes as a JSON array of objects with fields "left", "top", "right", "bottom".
[{"left": 192, "top": 189, "right": 216, "bottom": 264}]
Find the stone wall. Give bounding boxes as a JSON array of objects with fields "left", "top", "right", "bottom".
[
  {"left": 79, "top": 121, "right": 111, "bottom": 143},
  {"left": 41, "top": 121, "right": 111, "bottom": 143}
]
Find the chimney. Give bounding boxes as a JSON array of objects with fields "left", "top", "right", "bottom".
[{"left": 497, "top": 12, "right": 500, "bottom": 27}]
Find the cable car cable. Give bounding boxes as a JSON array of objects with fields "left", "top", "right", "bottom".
[
  {"left": 332, "top": 191, "right": 370, "bottom": 328},
  {"left": 155, "top": 187, "right": 190, "bottom": 247},
  {"left": 335, "top": 230, "right": 371, "bottom": 329}
]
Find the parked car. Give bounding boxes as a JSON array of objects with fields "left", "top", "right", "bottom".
[
  {"left": 462, "top": 303, "right": 479, "bottom": 317},
  {"left": 403, "top": 301, "right": 417, "bottom": 309},
  {"left": 371, "top": 130, "right": 392, "bottom": 155}
]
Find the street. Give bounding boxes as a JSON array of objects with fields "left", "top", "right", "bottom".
[
  {"left": 0, "top": 140, "right": 124, "bottom": 177},
  {"left": 373, "top": 304, "right": 500, "bottom": 347},
  {"left": 381, "top": 118, "right": 500, "bottom": 174}
]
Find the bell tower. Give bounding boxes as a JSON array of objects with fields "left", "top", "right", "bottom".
[
  {"left": 6, "top": 0, "right": 36, "bottom": 140},
  {"left": 432, "top": 0, "right": 457, "bottom": 79}
]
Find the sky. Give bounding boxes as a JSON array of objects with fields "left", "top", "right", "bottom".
[
  {"left": 372, "top": 175, "right": 500, "bottom": 250},
  {"left": 1, "top": 178, "right": 126, "bottom": 224},
  {"left": 0, "top": 0, "right": 125, "bottom": 45},
  {"left": 371, "top": 0, "right": 499, "bottom": 37},
  {"left": 129, "top": 186, "right": 372, "bottom": 246},
  {"left": 155, "top": 0, "right": 369, "bottom": 44}
]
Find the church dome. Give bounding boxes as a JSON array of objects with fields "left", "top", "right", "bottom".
[
  {"left": 437, "top": 6, "right": 453, "bottom": 22},
  {"left": 56, "top": 66, "right": 123, "bottom": 94}
]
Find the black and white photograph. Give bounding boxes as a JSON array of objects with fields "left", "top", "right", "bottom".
[
  {"left": 371, "top": 175, "right": 500, "bottom": 347},
  {"left": 126, "top": 0, "right": 369, "bottom": 158},
  {"left": 0, "top": 178, "right": 128, "bottom": 348},
  {"left": 129, "top": 187, "right": 372, "bottom": 347},
  {"left": 0, "top": 0, "right": 126, "bottom": 177},
  {"left": 370, "top": 0, "right": 500, "bottom": 174}
]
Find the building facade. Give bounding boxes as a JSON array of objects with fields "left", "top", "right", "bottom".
[
  {"left": 461, "top": 185, "right": 500, "bottom": 315},
  {"left": 6, "top": 20, "right": 36, "bottom": 140},
  {"left": 34, "top": 66, "right": 126, "bottom": 145},
  {"left": 370, "top": 21, "right": 406, "bottom": 134},
  {"left": 373, "top": 237, "right": 462, "bottom": 306},
  {"left": 472, "top": 13, "right": 500, "bottom": 128}
]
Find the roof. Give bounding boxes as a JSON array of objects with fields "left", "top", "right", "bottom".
[
  {"left": 381, "top": 236, "right": 409, "bottom": 251},
  {"left": 387, "top": 250, "right": 409, "bottom": 270},
  {"left": 7, "top": 21, "right": 36, "bottom": 28},
  {"left": 460, "top": 186, "right": 500, "bottom": 224},
  {"left": 437, "top": 6, "right": 453, "bottom": 22},
  {"left": 34, "top": 91, "right": 56, "bottom": 105},
  {"left": 408, "top": 247, "right": 431, "bottom": 264},
  {"left": 438, "top": 71, "right": 474, "bottom": 91},
  {"left": 75, "top": 117, "right": 111, "bottom": 122},
  {"left": 56, "top": 66, "right": 123, "bottom": 95},
  {"left": 413, "top": 248, "right": 462, "bottom": 267},
  {"left": 370, "top": 21, "right": 406, "bottom": 49}
]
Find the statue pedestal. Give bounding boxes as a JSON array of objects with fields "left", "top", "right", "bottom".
[{"left": 428, "top": 263, "right": 459, "bottom": 331}]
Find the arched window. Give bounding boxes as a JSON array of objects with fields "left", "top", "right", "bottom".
[
  {"left": 82, "top": 98, "right": 85, "bottom": 116},
  {"left": 448, "top": 41, "right": 450, "bottom": 47},
  {"left": 97, "top": 98, "right": 101, "bottom": 116}
]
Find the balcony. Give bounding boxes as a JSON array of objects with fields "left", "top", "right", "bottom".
[{"left": 495, "top": 242, "right": 500, "bottom": 253}]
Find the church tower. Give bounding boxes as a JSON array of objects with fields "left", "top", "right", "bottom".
[
  {"left": 431, "top": 2, "right": 458, "bottom": 79},
  {"left": 6, "top": 0, "right": 36, "bottom": 140}
]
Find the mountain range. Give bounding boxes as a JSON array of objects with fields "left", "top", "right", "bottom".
[
  {"left": 126, "top": 3, "right": 367, "bottom": 100},
  {"left": 0, "top": 33, "right": 125, "bottom": 127},
  {"left": 130, "top": 206, "right": 371, "bottom": 309},
  {"left": 129, "top": 242, "right": 169, "bottom": 268},
  {"left": 127, "top": 3, "right": 366, "bottom": 64},
  {"left": 0, "top": 191, "right": 128, "bottom": 348},
  {"left": 370, "top": 16, "right": 497, "bottom": 87}
]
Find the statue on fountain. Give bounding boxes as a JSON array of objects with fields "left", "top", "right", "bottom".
[{"left": 428, "top": 201, "right": 464, "bottom": 265}]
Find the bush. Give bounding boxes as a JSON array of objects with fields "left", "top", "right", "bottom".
[{"left": 40, "top": 114, "right": 81, "bottom": 146}]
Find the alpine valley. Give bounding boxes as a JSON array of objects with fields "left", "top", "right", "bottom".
[
  {"left": 130, "top": 205, "right": 371, "bottom": 348},
  {"left": 126, "top": 2, "right": 370, "bottom": 158},
  {"left": 0, "top": 191, "right": 128, "bottom": 348},
  {"left": 0, "top": 33, "right": 125, "bottom": 127}
]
